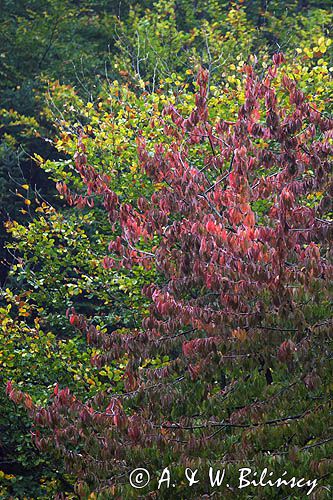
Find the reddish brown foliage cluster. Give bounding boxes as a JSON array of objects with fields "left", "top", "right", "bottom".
[{"left": 8, "top": 57, "right": 333, "bottom": 495}]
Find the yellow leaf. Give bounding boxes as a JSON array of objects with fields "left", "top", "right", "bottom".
[
  {"left": 21, "top": 184, "right": 29, "bottom": 190},
  {"left": 232, "top": 328, "right": 247, "bottom": 342},
  {"left": 34, "top": 154, "right": 44, "bottom": 164}
]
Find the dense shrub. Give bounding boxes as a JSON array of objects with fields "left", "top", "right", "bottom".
[
  {"left": 1, "top": 1, "right": 332, "bottom": 498},
  {"left": 9, "top": 57, "right": 333, "bottom": 498}
]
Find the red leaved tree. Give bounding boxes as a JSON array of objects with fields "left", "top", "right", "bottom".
[{"left": 8, "top": 56, "right": 333, "bottom": 498}]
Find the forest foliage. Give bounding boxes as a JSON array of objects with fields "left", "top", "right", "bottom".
[{"left": 0, "top": 1, "right": 332, "bottom": 498}]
